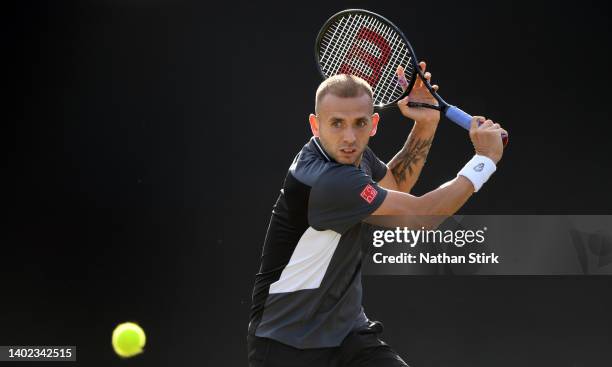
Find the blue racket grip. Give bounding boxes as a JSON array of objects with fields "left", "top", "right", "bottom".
[
  {"left": 445, "top": 105, "right": 472, "bottom": 130},
  {"left": 445, "top": 105, "right": 509, "bottom": 146}
]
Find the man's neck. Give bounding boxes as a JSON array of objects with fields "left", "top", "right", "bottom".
[{"left": 353, "top": 154, "right": 363, "bottom": 167}]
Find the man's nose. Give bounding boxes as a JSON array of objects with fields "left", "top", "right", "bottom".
[{"left": 342, "top": 128, "right": 357, "bottom": 145}]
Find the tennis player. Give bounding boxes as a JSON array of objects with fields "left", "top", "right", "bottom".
[{"left": 247, "top": 62, "right": 506, "bottom": 366}]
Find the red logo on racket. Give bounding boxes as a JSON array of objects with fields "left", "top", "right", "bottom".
[
  {"left": 360, "top": 184, "right": 378, "bottom": 204},
  {"left": 338, "top": 27, "right": 391, "bottom": 88}
]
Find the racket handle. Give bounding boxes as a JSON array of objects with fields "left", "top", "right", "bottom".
[
  {"left": 445, "top": 105, "right": 509, "bottom": 146},
  {"left": 445, "top": 105, "right": 472, "bottom": 129}
]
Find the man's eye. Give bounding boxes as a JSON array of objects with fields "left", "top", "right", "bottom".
[
  {"left": 332, "top": 121, "right": 342, "bottom": 128},
  {"left": 357, "top": 121, "right": 367, "bottom": 127}
]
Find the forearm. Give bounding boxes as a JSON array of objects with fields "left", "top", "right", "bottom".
[
  {"left": 387, "top": 122, "right": 438, "bottom": 193},
  {"left": 384, "top": 175, "right": 473, "bottom": 215},
  {"left": 417, "top": 175, "right": 474, "bottom": 215}
]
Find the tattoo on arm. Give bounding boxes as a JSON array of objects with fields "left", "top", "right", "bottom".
[{"left": 390, "top": 136, "right": 433, "bottom": 184}]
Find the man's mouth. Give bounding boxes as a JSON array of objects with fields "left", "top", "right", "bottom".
[{"left": 339, "top": 148, "right": 357, "bottom": 154}]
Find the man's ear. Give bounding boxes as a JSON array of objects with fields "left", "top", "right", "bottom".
[
  {"left": 369, "top": 113, "right": 380, "bottom": 137},
  {"left": 309, "top": 114, "right": 320, "bottom": 137}
]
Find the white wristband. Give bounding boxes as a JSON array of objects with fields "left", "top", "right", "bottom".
[{"left": 457, "top": 155, "right": 497, "bottom": 192}]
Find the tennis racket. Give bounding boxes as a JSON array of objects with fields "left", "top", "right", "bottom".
[{"left": 315, "top": 9, "right": 508, "bottom": 146}]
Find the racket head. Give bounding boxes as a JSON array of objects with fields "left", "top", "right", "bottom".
[{"left": 315, "top": 9, "right": 424, "bottom": 109}]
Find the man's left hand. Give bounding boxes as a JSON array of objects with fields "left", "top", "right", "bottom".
[{"left": 396, "top": 61, "right": 441, "bottom": 127}]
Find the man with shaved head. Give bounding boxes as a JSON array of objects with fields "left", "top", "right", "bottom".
[{"left": 248, "top": 63, "right": 506, "bottom": 366}]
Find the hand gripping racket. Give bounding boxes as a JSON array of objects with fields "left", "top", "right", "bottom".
[{"left": 315, "top": 9, "right": 508, "bottom": 146}]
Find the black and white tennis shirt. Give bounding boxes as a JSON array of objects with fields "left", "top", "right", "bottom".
[{"left": 248, "top": 137, "right": 389, "bottom": 349}]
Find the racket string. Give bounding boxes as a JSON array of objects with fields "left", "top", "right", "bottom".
[
  {"left": 319, "top": 19, "right": 343, "bottom": 66},
  {"left": 366, "top": 19, "right": 394, "bottom": 102},
  {"left": 383, "top": 36, "right": 414, "bottom": 102},
  {"left": 339, "top": 15, "right": 385, "bottom": 98},
  {"left": 340, "top": 15, "right": 383, "bottom": 90},
  {"left": 334, "top": 14, "right": 379, "bottom": 85},
  {"left": 369, "top": 18, "right": 414, "bottom": 104},
  {"left": 324, "top": 14, "right": 373, "bottom": 85},
  {"left": 320, "top": 15, "right": 355, "bottom": 74},
  {"left": 323, "top": 14, "right": 364, "bottom": 83},
  {"left": 373, "top": 21, "right": 408, "bottom": 104}
]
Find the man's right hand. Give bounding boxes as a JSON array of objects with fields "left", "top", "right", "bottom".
[{"left": 469, "top": 117, "right": 507, "bottom": 164}]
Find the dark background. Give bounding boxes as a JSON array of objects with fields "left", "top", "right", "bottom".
[{"left": 8, "top": 0, "right": 612, "bottom": 366}]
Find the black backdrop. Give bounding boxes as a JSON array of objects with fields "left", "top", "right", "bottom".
[{"left": 9, "top": 0, "right": 612, "bottom": 366}]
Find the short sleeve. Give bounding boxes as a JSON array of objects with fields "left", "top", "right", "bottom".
[
  {"left": 308, "top": 165, "right": 388, "bottom": 233},
  {"left": 363, "top": 147, "right": 388, "bottom": 182}
]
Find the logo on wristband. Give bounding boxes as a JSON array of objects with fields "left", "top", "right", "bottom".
[{"left": 473, "top": 163, "right": 485, "bottom": 172}]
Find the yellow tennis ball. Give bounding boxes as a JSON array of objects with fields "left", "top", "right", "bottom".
[{"left": 112, "top": 322, "right": 146, "bottom": 358}]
